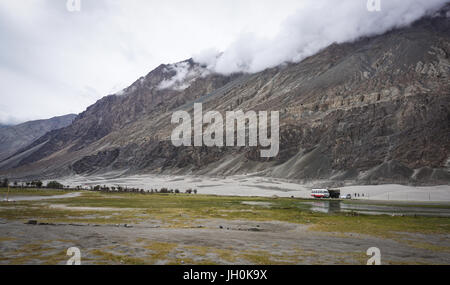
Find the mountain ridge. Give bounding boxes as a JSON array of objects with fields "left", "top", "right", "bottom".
[
  {"left": 0, "top": 114, "right": 77, "bottom": 162},
  {"left": 1, "top": 9, "right": 449, "bottom": 186}
]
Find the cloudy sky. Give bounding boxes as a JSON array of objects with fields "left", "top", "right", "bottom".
[{"left": 0, "top": 0, "right": 447, "bottom": 125}]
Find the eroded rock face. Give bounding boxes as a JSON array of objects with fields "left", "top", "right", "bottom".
[
  {"left": 1, "top": 11, "right": 449, "bottom": 185},
  {"left": 71, "top": 149, "right": 120, "bottom": 174}
]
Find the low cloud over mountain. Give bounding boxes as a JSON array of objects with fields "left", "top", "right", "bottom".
[{"left": 194, "top": 0, "right": 449, "bottom": 74}]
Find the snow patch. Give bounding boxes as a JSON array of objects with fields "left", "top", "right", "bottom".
[{"left": 158, "top": 61, "right": 210, "bottom": 91}]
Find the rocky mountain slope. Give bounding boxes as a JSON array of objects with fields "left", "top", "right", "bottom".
[
  {"left": 1, "top": 9, "right": 449, "bottom": 185},
  {"left": 0, "top": 114, "right": 76, "bottom": 162}
]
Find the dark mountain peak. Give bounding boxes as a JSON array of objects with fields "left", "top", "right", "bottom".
[{"left": 114, "top": 58, "right": 208, "bottom": 99}]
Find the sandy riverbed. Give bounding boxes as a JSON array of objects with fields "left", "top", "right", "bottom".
[{"left": 53, "top": 173, "right": 450, "bottom": 202}]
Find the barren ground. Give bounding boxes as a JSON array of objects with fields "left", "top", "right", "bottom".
[{"left": 0, "top": 189, "right": 449, "bottom": 265}]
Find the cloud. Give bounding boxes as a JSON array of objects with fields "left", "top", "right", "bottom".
[
  {"left": 0, "top": 0, "right": 305, "bottom": 124},
  {"left": 194, "top": 0, "right": 449, "bottom": 74},
  {"left": 158, "top": 61, "right": 211, "bottom": 91},
  {"left": 0, "top": 0, "right": 447, "bottom": 124}
]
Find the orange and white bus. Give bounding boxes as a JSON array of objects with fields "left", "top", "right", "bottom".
[{"left": 311, "top": 189, "right": 330, "bottom": 199}]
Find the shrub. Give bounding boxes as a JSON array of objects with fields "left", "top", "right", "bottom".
[
  {"left": 31, "top": 180, "right": 43, "bottom": 188},
  {"left": 1, "top": 178, "right": 8, "bottom": 187},
  {"left": 46, "top": 181, "right": 64, "bottom": 189}
]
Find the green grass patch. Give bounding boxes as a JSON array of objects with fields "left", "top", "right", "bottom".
[
  {"left": 342, "top": 199, "right": 450, "bottom": 209},
  {"left": 309, "top": 214, "right": 450, "bottom": 238},
  {"left": 90, "top": 249, "right": 148, "bottom": 265},
  {"left": 2, "top": 191, "right": 450, "bottom": 239}
]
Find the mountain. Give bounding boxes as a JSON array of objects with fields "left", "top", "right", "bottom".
[
  {"left": 0, "top": 114, "right": 76, "bottom": 162},
  {"left": 1, "top": 8, "right": 449, "bottom": 185}
]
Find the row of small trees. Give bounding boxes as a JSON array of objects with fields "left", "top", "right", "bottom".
[
  {"left": 1, "top": 178, "right": 44, "bottom": 188},
  {"left": 1, "top": 177, "right": 198, "bottom": 194},
  {"left": 90, "top": 185, "right": 198, "bottom": 194},
  {"left": 0, "top": 178, "right": 63, "bottom": 189}
]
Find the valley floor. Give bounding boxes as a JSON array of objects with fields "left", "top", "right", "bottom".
[
  {"left": 0, "top": 189, "right": 449, "bottom": 265},
  {"left": 55, "top": 173, "right": 450, "bottom": 202}
]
